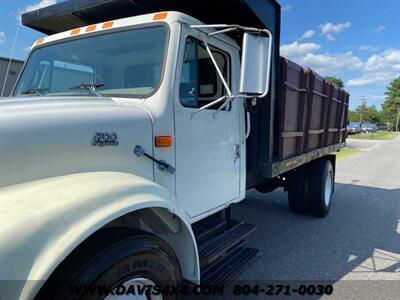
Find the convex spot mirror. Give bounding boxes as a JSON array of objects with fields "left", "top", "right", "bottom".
[{"left": 239, "top": 32, "right": 271, "bottom": 97}]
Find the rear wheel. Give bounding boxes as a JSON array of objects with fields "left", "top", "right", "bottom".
[
  {"left": 287, "top": 166, "right": 309, "bottom": 214},
  {"left": 308, "top": 159, "right": 334, "bottom": 218},
  {"left": 36, "top": 228, "right": 182, "bottom": 300}
]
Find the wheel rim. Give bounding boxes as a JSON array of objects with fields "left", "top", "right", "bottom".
[
  {"left": 324, "top": 171, "right": 333, "bottom": 207},
  {"left": 103, "top": 278, "right": 163, "bottom": 300}
]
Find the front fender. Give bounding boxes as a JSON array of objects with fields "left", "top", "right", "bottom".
[{"left": 0, "top": 171, "right": 198, "bottom": 300}]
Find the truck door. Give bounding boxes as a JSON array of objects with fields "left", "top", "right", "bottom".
[{"left": 174, "top": 31, "right": 242, "bottom": 218}]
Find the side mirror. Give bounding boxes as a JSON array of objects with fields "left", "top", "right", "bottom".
[{"left": 239, "top": 32, "right": 271, "bottom": 97}]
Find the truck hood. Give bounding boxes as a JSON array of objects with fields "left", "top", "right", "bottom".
[{"left": 0, "top": 97, "right": 154, "bottom": 187}]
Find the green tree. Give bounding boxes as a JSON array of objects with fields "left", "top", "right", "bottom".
[
  {"left": 325, "top": 76, "right": 344, "bottom": 88},
  {"left": 347, "top": 105, "right": 381, "bottom": 124},
  {"left": 381, "top": 77, "right": 400, "bottom": 130},
  {"left": 364, "top": 105, "right": 380, "bottom": 124},
  {"left": 347, "top": 110, "right": 357, "bottom": 122},
  {"left": 356, "top": 101, "right": 368, "bottom": 123}
]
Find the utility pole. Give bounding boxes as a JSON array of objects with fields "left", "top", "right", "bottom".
[
  {"left": 396, "top": 107, "right": 400, "bottom": 132},
  {"left": 359, "top": 95, "right": 366, "bottom": 125}
]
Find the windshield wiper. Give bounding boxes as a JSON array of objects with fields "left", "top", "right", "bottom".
[
  {"left": 69, "top": 83, "right": 104, "bottom": 97},
  {"left": 20, "top": 88, "right": 48, "bottom": 96}
]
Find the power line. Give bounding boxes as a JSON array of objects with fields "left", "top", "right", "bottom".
[{"left": 359, "top": 95, "right": 366, "bottom": 124}]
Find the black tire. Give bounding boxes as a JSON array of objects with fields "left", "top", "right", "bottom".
[
  {"left": 36, "top": 228, "right": 182, "bottom": 300},
  {"left": 308, "top": 159, "right": 334, "bottom": 218},
  {"left": 287, "top": 166, "right": 309, "bottom": 214}
]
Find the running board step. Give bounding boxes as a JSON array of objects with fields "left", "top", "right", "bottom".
[
  {"left": 201, "top": 247, "right": 260, "bottom": 285},
  {"left": 198, "top": 221, "right": 256, "bottom": 269},
  {"left": 193, "top": 217, "right": 228, "bottom": 245}
]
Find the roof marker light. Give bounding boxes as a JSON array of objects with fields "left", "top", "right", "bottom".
[
  {"left": 86, "top": 25, "right": 97, "bottom": 32},
  {"left": 70, "top": 28, "right": 81, "bottom": 35},
  {"left": 102, "top": 21, "right": 114, "bottom": 29},
  {"left": 35, "top": 38, "right": 44, "bottom": 45},
  {"left": 153, "top": 12, "right": 168, "bottom": 20}
]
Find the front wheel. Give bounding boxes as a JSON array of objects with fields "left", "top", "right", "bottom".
[{"left": 36, "top": 228, "right": 182, "bottom": 300}]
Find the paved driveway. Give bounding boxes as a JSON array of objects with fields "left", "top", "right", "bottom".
[{"left": 230, "top": 137, "right": 400, "bottom": 299}]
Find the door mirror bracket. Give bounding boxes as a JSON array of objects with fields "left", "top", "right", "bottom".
[{"left": 190, "top": 24, "right": 273, "bottom": 118}]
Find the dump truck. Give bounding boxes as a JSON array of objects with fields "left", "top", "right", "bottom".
[{"left": 0, "top": 0, "right": 349, "bottom": 299}]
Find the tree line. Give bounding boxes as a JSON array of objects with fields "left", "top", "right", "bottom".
[{"left": 325, "top": 76, "right": 400, "bottom": 130}]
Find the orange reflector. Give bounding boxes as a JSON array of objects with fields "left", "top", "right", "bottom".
[
  {"left": 155, "top": 136, "right": 173, "bottom": 147},
  {"left": 102, "top": 21, "right": 114, "bottom": 29},
  {"left": 35, "top": 38, "right": 44, "bottom": 45},
  {"left": 86, "top": 25, "right": 97, "bottom": 32},
  {"left": 71, "top": 28, "right": 81, "bottom": 35},
  {"left": 153, "top": 12, "right": 168, "bottom": 20}
]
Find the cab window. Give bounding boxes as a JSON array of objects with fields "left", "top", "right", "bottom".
[{"left": 179, "top": 37, "right": 230, "bottom": 109}]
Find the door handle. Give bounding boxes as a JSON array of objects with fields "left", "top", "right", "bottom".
[
  {"left": 134, "top": 145, "right": 175, "bottom": 174},
  {"left": 234, "top": 144, "right": 240, "bottom": 163}
]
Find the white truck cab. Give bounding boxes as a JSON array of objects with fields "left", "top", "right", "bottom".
[
  {"left": 10, "top": 11, "right": 251, "bottom": 219},
  {"left": 1, "top": 10, "right": 271, "bottom": 300}
]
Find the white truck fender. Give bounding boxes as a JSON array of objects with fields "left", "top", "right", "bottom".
[{"left": 0, "top": 171, "right": 199, "bottom": 300}]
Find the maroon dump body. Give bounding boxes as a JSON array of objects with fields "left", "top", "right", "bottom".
[{"left": 277, "top": 58, "right": 349, "bottom": 161}]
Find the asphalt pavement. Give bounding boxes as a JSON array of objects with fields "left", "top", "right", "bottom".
[{"left": 229, "top": 136, "right": 400, "bottom": 299}]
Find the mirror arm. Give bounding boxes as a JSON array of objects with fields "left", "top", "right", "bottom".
[
  {"left": 190, "top": 95, "right": 232, "bottom": 118},
  {"left": 200, "top": 35, "right": 232, "bottom": 97},
  {"left": 208, "top": 27, "right": 238, "bottom": 36},
  {"left": 212, "top": 96, "right": 235, "bottom": 117}
]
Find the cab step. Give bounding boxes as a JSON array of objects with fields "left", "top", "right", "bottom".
[
  {"left": 201, "top": 247, "right": 260, "bottom": 285},
  {"left": 193, "top": 217, "right": 228, "bottom": 245},
  {"left": 198, "top": 221, "right": 257, "bottom": 269}
]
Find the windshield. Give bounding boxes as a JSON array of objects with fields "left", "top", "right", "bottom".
[{"left": 14, "top": 26, "right": 168, "bottom": 98}]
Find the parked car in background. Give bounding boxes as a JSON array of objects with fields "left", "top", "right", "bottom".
[
  {"left": 347, "top": 122, "right": 362, "bottom": 134},
  {"left": 361, "top": 124, "right": 366, "bottom": 133},
  {"left": 364, "top": 123, "right": 377, "bottom": 133},
  {"left": 378, "top": 124, "right": 389, "bottom": 131}
]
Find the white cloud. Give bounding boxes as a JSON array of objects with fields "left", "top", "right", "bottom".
[
  {"left": 320, "top": 21, "right": 351, "bottom": 41},
  {"left": 373, "top": 25, "right": 386, "bottom": 33},
  {"left": 299, "top": 30, "right": 315, "bottom": 40},
  {"left": 347, "top": 73, "right": 394, "bottom": 87},
  {"left": 23, "top": 0, "right": 57, "bottom": 13},
  {"left": 347, "top": 49, "right": 400, "bottom": 86},
  {"left": 0, "top": 32, "right": 5, "bottom": 44},
  {"left": 280, "top": 41, "right": 400, "bottom": 87},
  {"left": 280, "top": 41, "right": 320, "bottom": 58},
  {"left": 364, "top": 49, "right": 400, "bottom": 72},
  {"left": 282, "top": 5, "right": 292, "bottom": 12},
  {"left": 358, "top": 45, "right": 379, "bottom": 52},
  {"left": 298, "top": 51, "right": 363, "bottom": 73},
  {"left": 18, "top": 0, "right": 57, "bottom": 22},
  {"left": 281, "top": 41, "right": 362, "bottom": 74}
]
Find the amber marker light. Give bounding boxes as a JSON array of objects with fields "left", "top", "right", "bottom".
[
  {"left": 70, "top": 28, "right": 81, "bottom": 35},
  {"left": 102, "top": 21, "right": 114, "bottom": 29},
  {"left": 153, "top": 12, "right": 168, "bottom": 20},
  {"left": 155, "top": 136, "right": 173, "bottom": 147},
  {"left": 86, "top": 25, "right": 97, "bottom": 32},
  {"left": 35, "top": 38, "right": 44, "bottom": 45}
]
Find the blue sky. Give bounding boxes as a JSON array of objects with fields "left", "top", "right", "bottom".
[{"left": 0, "top": 0, "right": 399, "bottom": 109}]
